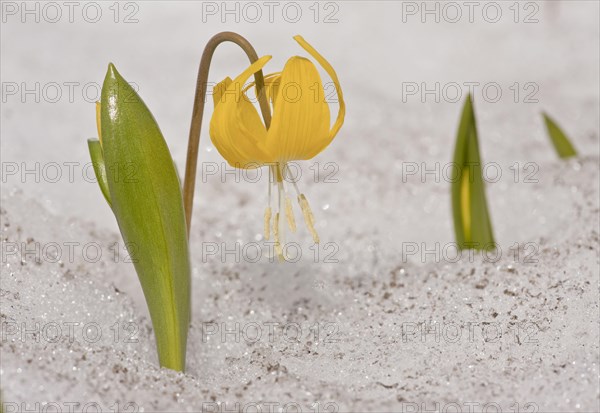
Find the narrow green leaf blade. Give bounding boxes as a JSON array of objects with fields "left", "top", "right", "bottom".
[
  {"left": 542, "top": 112, "right": 577, "bottom": 158},
  {"left": 87, "top": 138, "right": 112, "bottom": 207},
  {"left": 451, "top": 94, "right": 495, "bottom": 251}
]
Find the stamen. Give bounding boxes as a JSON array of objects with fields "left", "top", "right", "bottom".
[
  {"left": 273, "top": 212, "right": 283, "bottom": 261},
  {"left": 273, "top": 211, "right": 279, "bottom": 246},
  {"left": 285, "top": 197, "right": 296, "bottom": 232},
  {"left": 283, "top": 163, "right": 319, "bottom": 244},
  {"left": 273, "top": 163, "right": 285, "bottom": 261},
  {"left": 289, "top": 169, "right": 301, "bottom": 196},
  {"left": 264, "top": 207, "right": 272, "bottom": 240},
  {"left": 298, "top": 194, "right": 320, "bottom": 244},
  {"left": 264, "top": 167, "right": 273, "bottom": 240},
  {"left": 280, "top": 163, "right": 297, "bottom": 232}
]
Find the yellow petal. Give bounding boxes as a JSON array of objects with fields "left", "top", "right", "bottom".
[
  {"left": 209, "top": 56, "right": 273, "bottom": 168},
  {"left": 265, "top": 56, "right": 330, "bottom": 162},
  {"left": 210, "top": 78, "right": 237, "bottom": 164},
  {"left": 265, "top": 73, "right": 282, "bottom": 107},
  {"left": 293, "top": 35, "right": 345, "bottom": 157},
  {"left": 95, "top": 101, "right": 102, "bottom": 145},
  {"left": 213, "top": 77, "right": 232, "bottom": 107},
  {"left": 244, "top": 72, "right": 282, "bottom": 108}
]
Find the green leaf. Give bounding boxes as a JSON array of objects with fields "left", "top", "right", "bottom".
[
  {"left": 94, "top": 63, "right": 190, "bottom": 371},
  {"left": 87, "top": 138, "right": 112, "bottom": 207},
  {"left": 451, "top": 94, "right": 495, "bottom": 251},
  {"left": 542, "top": 112, "right": 577, "bottom": 158}
]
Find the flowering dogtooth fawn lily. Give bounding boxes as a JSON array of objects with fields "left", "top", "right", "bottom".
[{"left": 209, "top": 35, "right": 345, "bottom": 258}]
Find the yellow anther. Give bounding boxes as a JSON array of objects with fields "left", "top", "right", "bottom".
[
  {"left": 298, "top": 194, "right": 319, "bottom": 244},
  {"left": 285, "top": 197, "right": 296, "bottom": 232},
  {"left": 264, "top": 206, "right": 272, "bottom": 240}
]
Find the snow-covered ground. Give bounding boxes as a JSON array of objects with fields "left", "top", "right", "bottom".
[{"left": 1, "top": 1, "right": 599, "bottom": 412}]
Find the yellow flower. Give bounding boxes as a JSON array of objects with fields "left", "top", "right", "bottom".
[{"left": 210, "top": 35, "right": 345, "bottom": 256}]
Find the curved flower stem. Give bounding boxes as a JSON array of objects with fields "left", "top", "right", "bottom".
[{"left": 183, "top": 31, "right": 272, "bottom": 235}]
